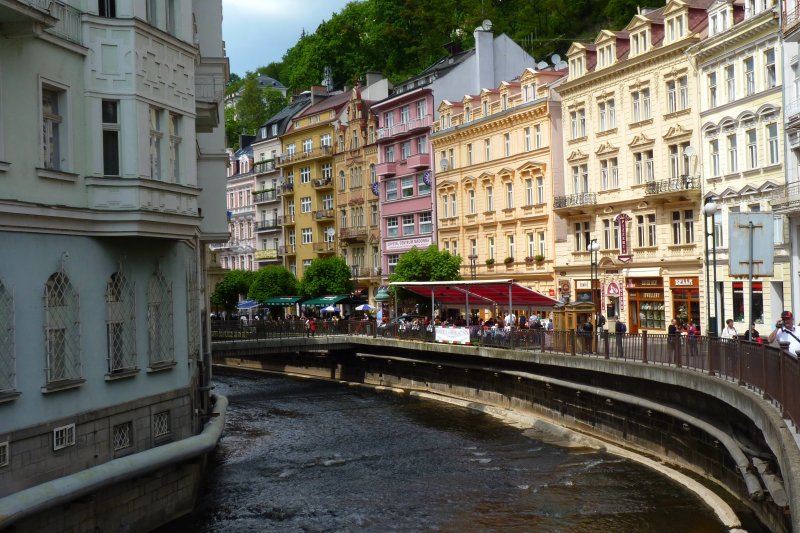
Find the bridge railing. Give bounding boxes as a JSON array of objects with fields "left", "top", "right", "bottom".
[{"left": 211, "top": 321, "right": 800, "bottom": 431}]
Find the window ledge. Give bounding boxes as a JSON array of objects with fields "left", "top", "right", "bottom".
[
  {"left": 37, "top": 167, "right": 79, "bottom": 183},
  {"left": 146, "top": 361, "right": 177, "bottom": 373},
  {"left": 596, "top": 127, "right": 618, "bottom": 137},
  {"left": 598, "top": 187, "right": 621, "bottom": 194},
  {"left": 568, "top": 136, "right": 588, "bottom": 145},
  {"left": 502, "top": 207, "right": 515, "bottom": 213},
  {"left": 105, "top": 368, "right": 140, "bottom": 381},
  {"left": 633, "top": 246, "right": 658, "bottom": 251},
  {"left": 0, "top": 390, "right": 20, "bottom": 404},
  {"left": 483, "top": 211, "right": 495, "bottom": 216},
  {"left": 723, "top": 172, "right": 741, "bottom": 180},
  {"left": 667, "top": 244, "right": 697, "bottom": 250},
  {"left": 742, "top": 168, "right": 761, "bottom": 177},
  {"left": 663, "top": 108, "right": 691, "bottom": 120},
  {"left": 629, "top": 118, "right": 653, "bottom": 128},
  {"left": 41, "top": 378, "right": 85, "bottom": 394},
  {"left": 0, "top": 161, "right": 10, "bottom": 173},
  {"left": 762, "top": 163, "right": 782, "bottom": 173}
]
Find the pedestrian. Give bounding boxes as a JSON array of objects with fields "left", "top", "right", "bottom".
[
  {"left": 687, "top": 321, "right": 698, "bottom": 356},
  {"left": 768, "top": 311, "right": 800, "bottom": 357},
  {"left": 721, "top": 319, "right": 737, "bottom": 340},
  {"left": 309, "top": 316, "right": 317, "bottom": 337},
  {"left": 744, "top": 322, "right": 760, "bottom": 343},
  {"left": 615, "top": 319, "right": 626, "bottom": 357},
  {"left": 668, "top": 319, "right": 679, "bottom": 356},
  {"left": 582, "top": 318, "right": 593, "bottom": 353}
]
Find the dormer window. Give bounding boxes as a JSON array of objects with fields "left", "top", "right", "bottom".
[
  {"left": 570, "top": 57, "right": 584, "bottom": 78},
  {"left": 597, "top": 45, "right": 614, "bottom": 68},
  {"left": 482, "top": 100, "right": 489, "bottom": 116},
  {"left": 501, "top": 94, "right": 508, "bottom": 111},
  {"left": 465, "top": 106, "right": 472, "bottom": 122},
  {"left": 631, "top": 30, "right": 649, "bottom": 56},
  {"left": 666, "top": 13, "right": 687, "bottom": 42}
]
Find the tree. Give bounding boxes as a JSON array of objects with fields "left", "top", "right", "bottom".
[
  {"left": 298, "top": 256, "right": 353, "bottom": 296},
  {"left": 389, "top": 245, "right": 462, "bottom": 285},
  {"left": 248, "top": 266, "right": 298, "bottom": 302},
  {"left": 210, "top": 270, "right": 256, "bottom": 313}
]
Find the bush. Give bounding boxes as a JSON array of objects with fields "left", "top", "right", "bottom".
[
  {"left": 504, "top": 256, "right": 514, "bottom": 265},
  {"left": 485, "top": 258, "right": 495, "bottom": 266}
]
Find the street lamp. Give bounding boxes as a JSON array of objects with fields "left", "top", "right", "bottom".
[
  {"left": 703, "top": 198, "right": 719, "bottom": 337},
  {"left": 588, "top": 239, "right": 600, "bottom": 309},
  {"left": 468, "top": 254, "right": 478, "bottom": 280}
]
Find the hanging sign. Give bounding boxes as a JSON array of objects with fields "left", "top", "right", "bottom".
[
  {"left": 607, "top": 281, "right": 620, "bottom": 296},
  {"left": 615, "top": 213, "right": 632, "bottom": 262},
  {"left": 371, "top": 182, "right": 379, "bottom": 196},
  {"left": 422, "top": 169, "right": 432, "bottom": 186}
]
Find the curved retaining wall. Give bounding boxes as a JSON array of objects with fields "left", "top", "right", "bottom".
[{"left": 214, "top": 337, "right": 800, "bottom": 533}]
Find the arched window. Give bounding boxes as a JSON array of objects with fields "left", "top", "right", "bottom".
[
  {"left": 44, "top": 271, "right": 81, "bottom": 384},
  {"left": 0, "top": 279, "right": 15, "bottom": 393},
  {"left": 106, "top": 271, "right": 136, "bottom": 374},
  {"left": 147, "top": 266, "right": 174, "bottom": 368}
]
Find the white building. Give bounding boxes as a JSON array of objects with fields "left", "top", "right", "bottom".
[{"left": 0, "top": 0, "right": 228, "bottom": 529}]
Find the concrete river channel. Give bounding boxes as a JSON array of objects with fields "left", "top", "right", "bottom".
[{"left": 164, "top": 370, "right": 769, "bottom": 532}]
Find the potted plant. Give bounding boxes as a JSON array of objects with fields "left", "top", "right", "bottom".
[
  {"left": 534, "top": 254, "right": 545, "bottom": 263},
  {"left": 524, "top": 256, "right": 535, "bottom": 263},
  {"left": 485, "top": 258, "right": 495, "bottom": 266},
  {"left": 504, "top": 256, "right": 515, "bottom": 265}
]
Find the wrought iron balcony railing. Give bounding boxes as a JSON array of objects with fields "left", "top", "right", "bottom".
[
  {"left": 340, "top": 226, "right": 368, "bottom": 239},
  {"left": 553, "top": 192, "right": 596, "bottom": 209},
  {"left": 644, "top": 176, "right": 700, "bottom": 196}
]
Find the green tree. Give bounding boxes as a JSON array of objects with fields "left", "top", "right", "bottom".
[
  {"left": 248, "top": 266, "right": 298, "bottom": 302},
  {"left": 210, "top": 270, "right": 256, "bottom": 313},
  {"left": 298, "top": 256, "right": 353, "bottom": 296},
  {"left": 389, "top": 245, "right": 462, "bottom": 285}
]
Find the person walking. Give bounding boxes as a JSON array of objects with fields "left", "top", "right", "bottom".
[
  {"left": 668, "top": 319, "right": 680, "bottom": 358},
  {"left": 687, "top": 321, "right": 698, "bottom": 357},
  {"left": 744, "top": 322, "right": 760, "bottom": 343},
  {"left": 615, "top": 319, "right": 626, "bottom": 357},
  {"left": 721, "top": 319, "right": 737, "bottom": 340},
  {"left": 582, "top": 318, "right": 593, "bottom": 354}
]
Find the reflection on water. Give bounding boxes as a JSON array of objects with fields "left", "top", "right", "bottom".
[{"left": 166, "top": 372, "right": 762, "bottom": 533}]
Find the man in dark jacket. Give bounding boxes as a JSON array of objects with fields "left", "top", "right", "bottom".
[{"left": 615, "top": 319, "right": 627, "bottom": 357}]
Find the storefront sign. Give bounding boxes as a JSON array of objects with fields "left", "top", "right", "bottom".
[
  {"left": 607, "top": 282, "right": 620, "bottom": 296},
  {"left": 615, "top": 213, "right": 632, "bottom": 255},
  {"left": 549, "top": 289, "right": 556, "bottom": 297},
  {"left": 629, "top": 278, "right": 662, "bottom": 288},
  {"left": 641, "top": 292, "right": 662, "bottom": 299},
  {"left": 576, "top": 280, "right": 592, "bottom": 290},
  {"left": 385, "top": 236, "right": 433, "bottom": 251},
  {"left": 669, "top": 277, "right": 699, "bottom": 288},
  {"left": 255, "top": 249, "right": 278, "bottom": 259}
]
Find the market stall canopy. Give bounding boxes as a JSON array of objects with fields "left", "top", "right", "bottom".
[
  {"left": 302, "top": 294, "right": 366, "bottom": 307},
  {"left": 389, "top": 279, "right": 560, "bottom": 310},
  {"left": 236, "top": 299, "right": 259, "bottom": 310},
  {"left": 262, "top": 296, "right": 305, "bottom": 307}
]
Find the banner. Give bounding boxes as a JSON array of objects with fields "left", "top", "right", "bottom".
[{"left": 435, "top": 327, "right": 470, "bottom": 345}]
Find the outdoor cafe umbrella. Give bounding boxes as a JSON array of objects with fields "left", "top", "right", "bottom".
[
  {"left": 355, "top": 303, "right": 374, "bottom": 311},
  {"left": 321, "top": 305, "right": 338, "bottom": 313}
]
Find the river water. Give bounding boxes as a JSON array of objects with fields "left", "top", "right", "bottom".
[{"left": 168, "top": 371, "right": 764, "bottom": 533}]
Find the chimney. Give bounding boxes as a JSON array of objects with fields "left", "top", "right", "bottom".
[
  {"left": 365, "top": 71, "right": 383, "bottom": 87},
  {"left": 474, "top": 23, "right": 494, "bottom": 94},
  {"left": 310, "top": 85, "right": 327, "bottom": 105}
]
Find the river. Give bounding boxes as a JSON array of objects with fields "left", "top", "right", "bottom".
[{"left": 166, "top": 371, "right": 765, "bottom": 532}]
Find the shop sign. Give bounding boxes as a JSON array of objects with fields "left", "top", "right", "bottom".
[
  {"left": 549, "top": 289, "right": 556, "bottom": 297},
  {"left": 255, "top": 249, "right": 278, "bottom": 259},
  {"left": 670, "top": 277, "right": 699, "bottom": 289},
  {"left": 607, "top": 281, "right": 620, "bottom": 296},
  {"left": 576, "top": 280, "right": 592, "bottom": 289},
  {"left": 385, "top": 236, "right": 433, "bottom": 251},
  {"left": 615, "top": 213, "right": 632, "bottom": 255},
  {"left": 629, "top": 278, "right": 662, "bottom": 288}
]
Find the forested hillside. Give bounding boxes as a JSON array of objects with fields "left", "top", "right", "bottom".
[{"left": 238, "top": 0, "right": 640, "bottom": 93}]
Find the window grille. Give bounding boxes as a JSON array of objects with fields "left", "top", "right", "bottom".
[
  {"left": 112, "top": 422, "right": 132, "bottom": 451},
  {"left": 0, "top": 280, "right": 15, "bottom": 393},
  {"left": 153, "top": 411, "right": 170, "bottom": 438},
  {"left": 147, "top": 266, "right": 173, "bottom": 367},
  {"left": 106, "top": 271, "right": 136, "bottom": 373},
  {"left": 187, "top": 269, "right": 200, "bottom": 360},
  {"left": 44, "top": 270, "right": 81, "bottom": 384},
  {"left": 0, "top": 441, "right": 7, "bottom": 467},
  {"left": 53, "top": 423, "right": 76, "bottom": 450}
]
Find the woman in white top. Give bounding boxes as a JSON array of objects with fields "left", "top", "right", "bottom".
[{"left": 721, "top": 319, "right": 737, "bottom": 339}]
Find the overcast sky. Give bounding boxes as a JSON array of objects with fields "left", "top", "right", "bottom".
[{"left": 222, "top": 0, "right": 353, "bottom": 77}]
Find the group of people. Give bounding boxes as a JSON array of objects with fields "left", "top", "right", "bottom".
[{"left": 720, "top": 319, "right": 762, "bottom": 343}]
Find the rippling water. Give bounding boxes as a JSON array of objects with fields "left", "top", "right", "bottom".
[{"left": 166, "top": 371, "right": 764, "bottom": 533}]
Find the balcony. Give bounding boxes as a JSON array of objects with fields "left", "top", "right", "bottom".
[
  {"left": 278, "top": 244, "right": 296, "bottom": 255},
  {"left": 277, "top": 146, "right": 333, "bottom": 166},
  {"left": 340, "top": 226, "right": 367, "bottom": 241},
  {"left": 349, "top": 266, "right": 376, "bottom": 278},
  {"left": 376, "top": 162, "right": 397, "bottom": 177},
  {"left": 406, "top": 153, "right": 431, "bottom": 169},
  {"left": 278, "top": 182, "right": 294, "bottom": 196},
  {"left": 313, "top": 209, "right": 334, "bottom": 221},
  {"left": 254, "top": 160, "right": 277, "bottom": 174},
  {"left": 228, "top": 204, "right": 254, "bottom": 219},
  {"left": 313, "top": 241, "right": 336, "bottom": 254},
  {"left": 195, "top": 58, "right": 226, "bottom": 132},
  {"left": 377, "top": 115, "right": 433, "bottom": 139},
  {"left": 771, "top": 181, "right": 800, "bottom": 215},
  {"left": 785, "top": 4, "right": 800, "bottom": 35},
  {"left": 0, "top": 1, "right": 82, "bottom": 44},
  {"left": 553, "top": 192, "right": 597, "bottom": 213},
  {"left": 278, "top": 214, "right": 295, "bottom": 225},
  {"left": 644, "top": 176, "right": 700, "bottom": 200},
  {"left": 255, "top": 219, "right": 281, "bottom": 232},
  {"left": 312, "top": 177, "right": 333, "bottom": 190},
  {"left": 253, "top": 190, "right": 278, "bottom": 204}
]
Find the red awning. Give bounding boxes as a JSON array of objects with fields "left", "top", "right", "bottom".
[{"left": 389, "top": 279, "right": 560, "bottom": 310}]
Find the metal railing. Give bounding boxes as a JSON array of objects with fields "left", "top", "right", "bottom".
[
  {"left": 48, "top": 1, "right": 82, "bottom": 45},
  {"left": 312, "top": 241, "right": 335, "bottom": 253},
  {"left": 253, "top": 190, "right": 278, "bottom": 203},
  {"left": 340, "top": 226, "right": 367, "bottom": 239},
  {"left": 255, "top": 219, "right": 280, "bottom": 232},
  {"left": 553, "top": 192, "right": 596, "bottom": 209},
  {"left": 313, "top": 209, "right": 334, "bottom": 220},
  {"left": 277, "top": 146, "right": 332, "bottom": 165},
  {"left": 644, "top": 175, "right": 700, "bottom": 196},
  {"left": 211, "top": 323, "right": 800, "bottom": 433}
]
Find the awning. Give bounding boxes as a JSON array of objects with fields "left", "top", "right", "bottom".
[
  {"left": 236, "top": 299, "right": 259, "bottom": 310},
  {"left": 389, "top": 279, "right": 561, "bottom": 310},
  {"left": 262, "top": 296, "right": 304, "bottom": 307},
  {"left": 302, "top": 294, "right": 365, "bottom": 306}
]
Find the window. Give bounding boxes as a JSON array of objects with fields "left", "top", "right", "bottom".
[
  {"left": 53, "top": 423, "right": 76, "bottom": 451},
  {"left": 386, "top": 179, "right": 397, "bottom": 201},
  {"left": 448, "top": 148, "right": 454, "bottom": 169},
  {"left": 733, "top": 281, "right": 744, "bottom": 322},
  {"left": 467, "top": 143, "right": 473, "bottom": 164},
  {"left": 420, "top": 211, "right": 432, "bottom": 233},
  {"left": 99, "top": 100, "right": 122, "bottom": 176},
  {"left": 303, "top": 259, "right": 312, "bottom": 270},
  {"left": 387, "top": 254, "right": 399, "bottom": 274},
  {"left": 667, "top": 78, "right": 687, "bottom": 112},
  {"left": 401, "top": 176, "right": 414, "bottom": 197},
  {"left": 288, "top": 229, "right": 296, "bottom": 245},
  {"left": 153, "top": 411, "right": 170, "bottom": 439},
  {"left": 600, "top": 158, "right": 618, "bottom": 189},
  {"left": 536, "top": 177, "right": 544, "bottom": 204},
  {"left": 765, "top": 49, "right": 776, "bottom": 88},
  {"left": 679, "top": 77, "right": 688, "bottom": 110},
  {"left": 106, "top": 272, "right": 135, "bottom": 374},
  {"left": 484, "top": 138, "right": 491, "bottom": 161},
  {"left": 384, "top": 111, "right": 394, "bottom": 128},
  {"left": 631, "top": 88, "right": 651, "bottom": 122},
  {"left": 149, "top": 106, "right": 162, "bottom": 178},
  {"left": 488, "top": 237, "right": 495, "bottom": 259},
  {"left": 301, "top": 228, "right": 312, "bottom": 244},
  {"left": 710, "top": 140, "right": 720, "bottom": 177},
  {"left": 300, "top": 197, "right": 311, "bottom": 213},
  {"left": 0, "top": 441, "right": 7, "bottom": 467},
  {"left": 767, "top": 123, "right": 779, "bottom": 165},
  {"left": 534, "top": 124, "right": 542, "bottom": 148},
  {"left": 470, "top": 239, "right": 477, "bottom": 257},
  {"left": 527, "top": 233, "right": 535, "bottom": 256},
  {"left": 402, "top": 214, "right": 415, "bottom": 236},
  {"left": 442, "top": 194, "right": 449, "bottom": 218},
  {"left": 286, "top": 143, "right": 296, "bottom": 156},
  {"left": 417, "top": 173, "right": 430, "bottom": 196},
  {"left": 486, "top": 186, "right": 494, "bottom": 211},
  {"left": 636, "top": 214, "right": 657, "bottom": 247},
  {"left": 321, "top": 133, "right": 332, "bottom": 147},
  {"left": 322, "top": 162, "right": 332, "bottom": 179},
  {"left": 147, "top": 267, "right": 173, "bottom": 367},
  {"left": 725, "top": 65, "right": 735, "bottom": 102},
  {"left": 45, "top": 272, "right": 80, "bottom": 384},
  {"left": 570, "top": 109, "right": 586, "bottom": 139},
  {"left": 671, "top": 210, "right": 694, "bottom": 244},
  {"left": 504, "top": 132, "right": 511, "bottom": 157},
  {"left": 574, "top": 221, "right": 590, "bottom": 252},
  {"left": 507, "top": 235, "right": 515, "bottom": 259},
  {"left": 524, "top": 128, "right": 531, "bottom": 151},
  {"left": 774, "top": 215, "right": 784, "bottom": 245},
  {"left": 744, "top": 57, "right": 755, "bottom": 96},
  {"left": 322, "top": 193, "right": 333, "bottom": 210},
  {"left": 401, "top": 141, "right": 411, "bottom": 159},
  {"left": 400, "top": 105, "right": 410, "bottom": 123},
  {"left": 387, "top": 217, "right": 398, "bottom": 238},
  {"left": 746, "top": 128, "right": 758, "bottom": 169},
  {"left": 525, "top": 179, "right": 533, "bottom": 205},
  {"left": 385, "top": 145, "right": 395, "bottom": 162},
  {"left": 341, "top": 209, "right": 347, "bottom": 228},
  {"left": 168, "top": 113, "right": 180, "bottom": 182},
  {"left": 302, "top": 138, "right": 312, "bottom": 153},
  {"left": 300, "top": 167, "right": 311, "bottom": 184},
  {"left": 538, "top": 232, "right": 546, "bottom": 256},
  {"left": 99, "top": 0, "right": 116, "bottom": 17},
  {"left": 417, "top": 136, "right": 428, "bottom": 154},
  {"left": 602, "top": 219, "right": 620, "bottom": 249},
  {"left": 416, "top": 99, "right": 427, "bottom": 118},
  {"left": 571, "top": 164, "right": 589, "bottom": 194},
  {"left": 728, "top": 133, "right": 738, "bottom": 173},
  {"left": 450, "top": 193, "right": 457, "bottom": 216},
  {"left": 505, "top": 182, "right": 513, "bottom": 208},
  {"left": 501, "top": 93, "right": 508, "bottom": 111},
  {"left": 113, "top": 422, "right": 132, "bottom": 451},
  {"left": 287, "top": 199, "right": 295, "bottom": 217},
  {"left": 707, "top": 73, "right": 717, "bottom": 108},
  {"left": 598, "top": 99, "right": 615, "bottom": 131},
  {"left": 469, "top": 189, "right": 476, "bottom": 214}
]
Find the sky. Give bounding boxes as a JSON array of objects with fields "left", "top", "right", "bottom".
[{"left": 222, "top": 0, "right": 353, "bottom": 77}]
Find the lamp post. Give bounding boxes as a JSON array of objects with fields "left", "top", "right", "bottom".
[
  {"left": 588, "top": 239, "right": 600, "bottom": 309},
  {"left": 468, "top": 254, "right": 478, "bottom": 280},
  {"left": 703, "top": 198, "right": 719, "bottom": 337}
]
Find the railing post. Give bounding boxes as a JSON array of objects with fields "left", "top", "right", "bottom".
[
  {"left": 707, "top": 335, "right": 716, "bottom": 377},
  {"left": 570, "top": 330, "right": 576, "bottom": 356},
  {"left": 780, "top": 342, "right": 788, "bottom": 415},
  {"left": 642, "top": 330, "right": 648, "bottom": 364},
  {"left": 675, "top": 332, "right": 682, "bottom": 368}
]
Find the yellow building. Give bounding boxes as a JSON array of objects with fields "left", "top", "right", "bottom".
[
  {"left": 556, "top": 1, "right": 709, "bottom": 333},
  {"left": 688, "top": 1, "right": 788, "bottom": 333},
  {"left": 333, "top": 83, "right": 386, "bottom": 306},
  {"left": 431, "top": 68, "right": 567, "bottom": 300},
  {"left": 277, "top": 90, "right": 349, "bottom": 278}
]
